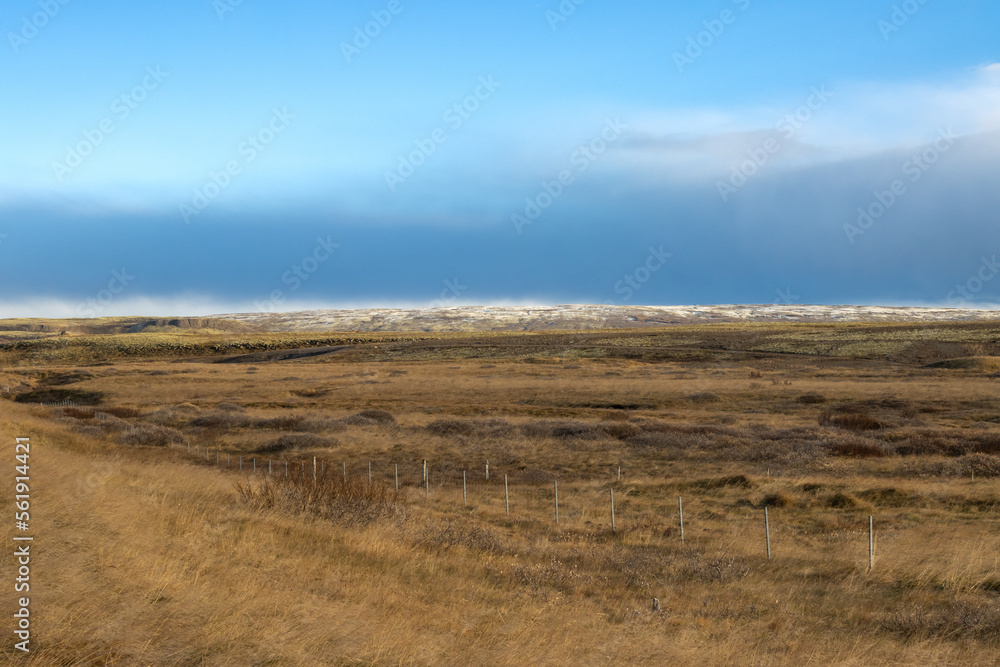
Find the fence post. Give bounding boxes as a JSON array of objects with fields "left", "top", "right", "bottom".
[
  {"left": 504, "top": 474, "right": 509, "bottom": 516},
  {"left": 611, "top": 488, "right": 616, "bottom": 534},
  {"left": 764, "top": 507, "right": 771, "bottom": 559},
  {"left": 678, "top": 497, "right": 685, "bottom": 543},
  {"left": 463, "top": 470, "right": 467, "bottom": 506},
  {"left": 239, "top": 456, "right": 242, "bottom": 472},
  {"left": 868, "top": 515, "right": 874, "bottom": 571},
  {"left": 269, "top": 460, "right": 272, "bottom": 475},
  {"left": 486, "top": 460, "right": 489, "bottom": 481},
  {"left": 285, "top": 460, "right": 288, "bottom": 477},
  {"left": 618, "top": 465, "right": 621, "bottom": 481},
  {"left": 423, "top": 460, "right": 427, "bottom": 484},
  {"left": 343, "top": 462, "right": 347, "bottom": 483},
  {"left": 368, "top": 462, "right": 372, "bottom": 486},
  {"left": 253, "top": 458, "right": 256, "bottom": 474},
  {"left": 554, "top": 479, "right": 559, "bottom": 524},
  {"left": 394, "top": 464, "right": 398, "bottom": 491},
  {"left": 188, "top": 441, "right": 190, "bottom": 453},
  {"left": 313, "top": 457, "right": 317, "bottom": 482}
]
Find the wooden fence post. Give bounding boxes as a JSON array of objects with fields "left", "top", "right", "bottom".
[
  {"left": 368, "top": 462, "right": 372, "bottom": 486},
  {"left": 764, "top": 507, "right": 771, "bottom": 559},
  {"left": 554, "top": 479, "right": 559, "bottom": 524},
  {"left": 868, "top": 515, "right": 874, "bottom": 571},
  {"left": 678, "top": 496, "right": 684, "bottom": 543},
  {"left": 504, "top": 474, "right": 509, "bottom": 516},
  {"left": 463, "top": 470, "right": 467, "bottom": 506},
  {"left": 611, "top": 488, "right": 616, "bottom": 534}
]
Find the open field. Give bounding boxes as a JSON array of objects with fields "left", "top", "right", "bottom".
[{"left": 3, "top": 319, "right": 1000, "bottom": 664}]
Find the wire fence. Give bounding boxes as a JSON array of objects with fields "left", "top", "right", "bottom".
[{"left": 170, "top": 439, "right": 915, "bottom": 571}]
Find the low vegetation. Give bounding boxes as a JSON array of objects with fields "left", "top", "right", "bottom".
[{"left": 2, "top": 319, "right": 1000, "bottom": 663}]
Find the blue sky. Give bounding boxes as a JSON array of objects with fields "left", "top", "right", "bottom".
[{"left": 1, "top": 0, "right": 999, "bottom": 317}]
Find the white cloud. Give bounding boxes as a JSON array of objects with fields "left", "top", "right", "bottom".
[{"left": 614, "top": 65, "right": 1000, "bottom": 179}]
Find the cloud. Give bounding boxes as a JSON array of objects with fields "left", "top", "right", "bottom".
[{"left": 611, "top": 64, "right": 1000, "bottom": 182}]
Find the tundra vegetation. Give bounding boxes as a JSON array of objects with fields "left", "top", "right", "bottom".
[{"left": 2, "top": 318, "right": 1000, "bottom": 664}]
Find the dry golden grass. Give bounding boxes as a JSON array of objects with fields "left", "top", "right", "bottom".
[{"left": 2, "top": 322, "right": 1000, "bottom": 664}]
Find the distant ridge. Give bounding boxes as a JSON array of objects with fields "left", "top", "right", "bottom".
[{"left": 215, "top": 304, "right": 1000, "bottom": 333}]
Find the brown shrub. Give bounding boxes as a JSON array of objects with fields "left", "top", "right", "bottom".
[
  {"left": 256, "top": 433, "right": 338, "bottom": 453},
  {"left": 599, "top": 422, "right": 642, "bottom": 440},
  {"left": 101, "top": 406, "right": 141, "bottom": 419},
  {"left": 820, "top": 409, "right": 884, "bottom": 431},
  {"left": 520, "top": 420, "right": 601, "bottom": 440},
  {"left": 972, "top": 433, "right": 1000, "bottom": 455},
  {"left": 426, "top": 419, "right": 474, "bottom": 436},
  {"left": 120, "top": 424, "right": 183, "bottom": 447},
  {"left": 879, "top": 600, "right": 1000, "bottom": 640},
  {"left": 235, "top": 474, "right": 401, "bottom": 526},
  {"left": 254, "top": 415, "right": 344, "bottom": 433},
  {"left": 357, "top": 409, "right": 395, "bottom": 424},
  {"left": 759, "top": 492, "right": 793, "bottom": 508},
  {"left": 686, "top": 392, "right": 720, "bottom": 402},
  {"left": 950, "top": 453, "right": 1000, "bottom": 478},
  {"left": 828, "top": 440, "right": 885, "bottom": 458},
  {"left": 190, "top": 412, "right": 252, "bottom": 429},
  {"left": 827, "top": 492, "right": 863, "bottom": 509},
  {"left": 796, "top": 393, "right": 827, "bottom": 404},
  {"left": 695, "top": 475, "right": 755, "bottom": 490},
  {"left": 857, "top": 487, "right": 923, "bottom": 507}
]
